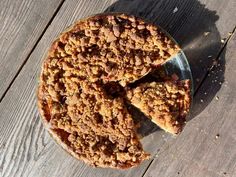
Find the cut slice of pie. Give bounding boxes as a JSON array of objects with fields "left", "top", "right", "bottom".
[{"left": 126, "top": 80, "right": 191, "bottom": 134}]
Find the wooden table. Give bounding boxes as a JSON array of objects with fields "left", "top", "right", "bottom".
[{"left": 1, "top": 0, "right": 236, "bottom": 176}]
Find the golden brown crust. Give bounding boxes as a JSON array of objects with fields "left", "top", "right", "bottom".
[
  {"left": 37, "top": 13, "right": 184, "bottom": 169},
  {"left": 126, "top": 80, "right": 191, "bottom": 134}
]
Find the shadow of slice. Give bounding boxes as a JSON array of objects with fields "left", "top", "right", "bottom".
[{"left": 126, "top": 104, "right": 161, "bottom": 137}]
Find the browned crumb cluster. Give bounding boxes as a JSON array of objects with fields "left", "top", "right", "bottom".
[
  {"left": 37, "top": 13, "right": 185, "bottom": 169},
  {"left": 126, "top": 81, "right": 191, "bottom": 134},
  {"left": 48, "top": 13, "right": 179, "bottom": 86}
]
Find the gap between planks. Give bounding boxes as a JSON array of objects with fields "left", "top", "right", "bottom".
[{"left": 193, "top": 25, "right": 236, "bottom": 96}]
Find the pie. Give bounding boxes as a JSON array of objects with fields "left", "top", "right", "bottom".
[{"left": 37, "top": 13, "right": 190, "bottom": 169}]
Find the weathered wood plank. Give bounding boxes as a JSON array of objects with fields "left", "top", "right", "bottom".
[
  {"left": 143, "top": 32, "right": 236, "bottom": 177},
  {"left": 0, "top": 0, "right": 236, "bottom": 177},
  {"left": 0, "top": 0, "right": 64, "bottom": 100}
]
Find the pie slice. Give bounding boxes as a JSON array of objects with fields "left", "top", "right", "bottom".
[
  {"left": 126, "top": 80, "right": 191, "bottom": 134},
  {"left": 38, "top": 81, "right": 149, "bottom": 169}
]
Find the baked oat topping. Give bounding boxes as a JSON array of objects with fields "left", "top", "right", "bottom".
[
  {"left": 37, "top": 13, "right": 186, "bottom": 169},
  {"left": 46, "top": 13, "right": 180, "bottom": 86}
]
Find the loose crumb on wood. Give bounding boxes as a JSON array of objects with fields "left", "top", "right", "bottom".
[
  {"left": 204, "top": 32, "right": 210, "bottom": 36},
  {"left": 173, "top": 7, "right": 178, "bottom": 13},
  {"left": 212, "top": 59, "right": 218, "bottom": 66}
]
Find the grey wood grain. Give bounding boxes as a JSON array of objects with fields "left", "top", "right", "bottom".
[
  {"left": 143, "top": 31, "right": 236, "bottom": 177},
  {"left": 0, "top": 0, "right": 236, "bottom": 177},
  {"left": 0, "top": 0, "right": 64, "bottom": 100}
]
